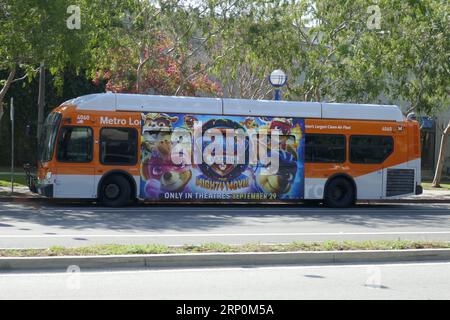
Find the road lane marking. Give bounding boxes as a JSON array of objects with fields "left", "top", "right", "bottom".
[{"left": 1, "top": 231, "right": 450, "bottom": 238}]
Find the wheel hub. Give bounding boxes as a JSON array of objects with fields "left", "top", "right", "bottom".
[
  {"left": 104, "top": 183, "right": 120, "bottom": 199},
  {"left": 332, "top": 185, "right": 345, "bottom": 200}
]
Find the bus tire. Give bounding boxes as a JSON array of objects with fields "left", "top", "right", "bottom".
[
  {"left": 100, "top": 175, "right": 132, "bottom": 207},
  {"left": 324, "top": 177, "right": 355, "bottom": 208}
]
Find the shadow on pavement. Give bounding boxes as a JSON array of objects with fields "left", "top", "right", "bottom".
[{"left": 0, "top": 199, "right": 449, "bottom": 233}]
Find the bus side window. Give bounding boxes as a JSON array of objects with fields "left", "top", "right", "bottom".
[
  {"left": 100, "top": 127, "right": 138, "bottom": 165},
  {"left": 56, "top": 126, "right": 93, "bottom": 163},
  {"left": 305, "top": 134, "right": 346, "bottom": 163},
  {"left": 350, "top": 135, "right": 394, "bottom": 164}
]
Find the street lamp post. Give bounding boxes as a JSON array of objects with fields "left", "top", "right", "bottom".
[{"left": 268, "top": 69, "right": 287, "bottom": 101}]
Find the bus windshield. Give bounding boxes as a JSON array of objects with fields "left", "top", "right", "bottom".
[{"left": 39, "top": 112, "right": 61, "bottom": 163}]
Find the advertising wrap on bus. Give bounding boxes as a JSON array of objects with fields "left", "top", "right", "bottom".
[{"left": 139, "top": 113, "right": 305, "bottom": 201}]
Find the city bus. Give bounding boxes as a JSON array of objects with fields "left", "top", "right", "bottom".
[{"left": 28, "top": 93, "right": 422, "bottom": 207}]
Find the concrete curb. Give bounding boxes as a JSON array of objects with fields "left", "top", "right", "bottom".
[{"left": 1, "top": 249, "right": 450, "bottom": 271}]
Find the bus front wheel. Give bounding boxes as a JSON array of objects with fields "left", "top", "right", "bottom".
[
  {"left": 100, "top": 175, "right": 132, "bottom": 207},
  {"left": 324, "top": 177, "right": 355, "bottom": 208}
]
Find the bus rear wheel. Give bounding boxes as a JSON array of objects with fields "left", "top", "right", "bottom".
[
  {"left": 324, "top": 177, "right": 355, "bottom": 208},
  {"left": 100, "top": 175, "right": 132, "bottom": 207}
]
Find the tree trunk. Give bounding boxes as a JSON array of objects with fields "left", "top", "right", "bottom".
[
  {"left": 137, "top": 62, "right": 143, "bottom": 94},
  {"left": 432, "top": 121, "right": 450, "bottom": 188},
  {"left": 0, "top": 66, "right": 17, "bottom": 131},
  {"left": 136, "top": 48, "right": 150, "bottom": 94}
]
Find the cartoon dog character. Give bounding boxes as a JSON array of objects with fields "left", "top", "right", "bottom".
[
  {"left": 258, "top": 117, "right": 292, "bottom": 134},
  {"left": 257, "top": 150, "right": 297, "bottom": 194},
  {"left": 258, "top": 117, "right": 297, "bottom": 157},
  {"left": 141, "top": 156, "right": 192, "bottom": 198},
  {"left": 269, "top": 117, "right": 293, "bottom": 135},
  {"left": 241, "top": 117, "right": 259, "bottom": 130},
  {"left": 142, "top": 113, "right": 179, "bottom": 130},
  {"left": 151, "top": 131, "right": 172, "bottom": 158},
  {"left": 141, "top": 113, "right": 178, "bottom": 153},
  {"left": 184, "top": 115, "right": 198, "bottom": 129}
]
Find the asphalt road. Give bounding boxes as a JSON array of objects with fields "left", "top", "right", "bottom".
[
  {"left": 1, "top": 201, "right": 450, "bottom": 248},
  {"left": 1, "top": 261, "right": 449, "bottom": 299}
]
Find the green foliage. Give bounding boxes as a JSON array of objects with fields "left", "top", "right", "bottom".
[
  {"left": 214, "top": 0, "right": 449, "bottom": 112},
  {"left": 2, "top": 0, "right": 447, "bottom": 109},
  {"left": 1, "top": 0, "right": 91, "bottom": 83},
  {"left": 0, "top": 69, "right": 105, "bottom": 166},
  {"left": 378, "top": 0, "right": 450, "bottom": 113},
  {"left": 89, "top": 0, "right": 241, "bottom": 96},
  {"left": 0, "top": 0, "right": 448, "bottom": 166}
]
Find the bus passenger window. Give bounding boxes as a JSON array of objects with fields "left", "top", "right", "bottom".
[
  {"left": 57, "top": 127, "right": 93, "bottom": 163},
  {"left": 100, "top": 128, "right": 138, "bottom": 165},
  {"left": 305, "top": 134, "right": 346, "bottom": 163},
  {"left": 350, "top": 135, "right": 394, "bottom": 164}
]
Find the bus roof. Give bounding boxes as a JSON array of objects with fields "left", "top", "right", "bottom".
[{"left": 62, "top": 93, "right": 405, "bottom": 122}]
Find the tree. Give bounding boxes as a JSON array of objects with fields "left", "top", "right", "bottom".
[
  {"left": 210, "top": 0, "right": 389, "bottom": 101},
  {"left": 376, "top": 0, "right": 449, "bottom": 187},
  {"left": 217, "top": 0, "right": 448, "bottom": 185},
  {"left": 216, "top": 0, "right": 448, "bottom": 105},
  {"left": 209, "top": 1, "right": 282, "bottom": 99},
  {"left": 377, "top": 0, "right": 449, "bottom": 187},
  {"left": 0, "top": 0, "right": 101, "bottom": 130},
  {"left": 90, "top": 0, "right": 246, "bottom": 97},
  {"left": 93, "top": 37, "right": 222, "bottom": 96}
]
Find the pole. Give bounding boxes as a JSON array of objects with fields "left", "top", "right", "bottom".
[
  {"left": 10, "top": 97, "right": 14, "bottom": 194},
  {"left": 37, "top": 62, "right": 45, "bottom": 146},
  {"left": 274, "top": 89, "right": 281, "bottom": 101}
]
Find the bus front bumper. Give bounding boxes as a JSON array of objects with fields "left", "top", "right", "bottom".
[{"left": 37, "top": 184, "right": 54, "bottom": 198}]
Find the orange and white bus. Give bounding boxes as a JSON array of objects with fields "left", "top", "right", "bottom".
[{"left": 29, "top": 93, "right": 422, "bottom": 207}]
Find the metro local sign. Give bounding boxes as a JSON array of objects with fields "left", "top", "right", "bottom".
[{"left": 100, "top": 116, "right": 140, "bottom": 126}]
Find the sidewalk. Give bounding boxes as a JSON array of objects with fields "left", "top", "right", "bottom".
[
  {"left": 1, "top": 185, "right": 450, "bottom": 203},
  {"left": 404, "top": 189, "right": 450, "bottom": 202},
  {"left": 0, "top": 186, "right": 43, "bottom": 201}
]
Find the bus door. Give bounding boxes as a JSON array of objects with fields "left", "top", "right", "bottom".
[
  {"left": 349, "top": 135, "right": 394, "bottom": 199},
  {"left": 53, "top": 126, "right": 96, "bottom": 198},
  {"left": 382, "top": 126, "right": 409, "bottom": 197}
]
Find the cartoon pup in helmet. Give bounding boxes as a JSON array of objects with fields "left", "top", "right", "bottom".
[
  {"left": 141, "top": 113, "right": 178, "bottom": 153},
  {"left": 240, "top": 117, "right": 259, "bottom": 130},
  {"left": 257, "top": 150, "right": 297, "bottom": 194},
  {"left": 269, "top": 117, "right": 293, "bottom": 135},
  {"left": 141, "top": 156, "right": 192, "bottom": 198},
  {"left": 184, "top": 115, "right": 198, "bottom": 129}
]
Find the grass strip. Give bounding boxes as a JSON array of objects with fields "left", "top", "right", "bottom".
[
  {"left": 0, "top": 175, "right": 27, "bottom": 187},
  {"left": 1, "top": 240, "right": 450, "bottom": 257},
  {"left": 421, "top": 182, "right": 450, "bottom": 190}
]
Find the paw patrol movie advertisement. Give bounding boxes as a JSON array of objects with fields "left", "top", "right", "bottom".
[{"left": 140, "top": 113, "right": 305, "bottom": 201}]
